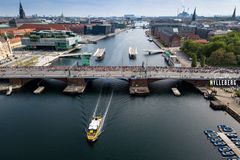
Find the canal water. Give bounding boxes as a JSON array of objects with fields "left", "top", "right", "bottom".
[
  {"left": 52, "top": 28, "right": 165, "bottom": 67},
  {"left": 0, "top": 28, "right": 240, "bottom": 160}
]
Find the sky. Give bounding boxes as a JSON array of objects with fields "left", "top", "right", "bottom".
[{"left": 0, "top": 0, "right": 239, "bottom": 17}]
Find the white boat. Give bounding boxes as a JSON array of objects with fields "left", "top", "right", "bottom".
[
  {"left": 93, "top": 48, "right": 105, "bottom": 61},
  {"left": 6, "top": 86, "right": 12, "bottom": 96},
  {"left": 172, "top": 88, "right": 181, "bottom": 96},
  {"left": 148, "top": 38, "right": 153, "bottom": 42},
  {"left": 129, "top": 47, "right": 138, "bottom": 59},
  {"left": 34, "top": 86, "right": 45, "bottom": 94}
]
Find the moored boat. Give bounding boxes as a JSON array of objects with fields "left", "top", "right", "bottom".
[
  {"left": 217, "top": 125, "right": 234, "bottom": 133},
  {"left": 214, "top": 141, "right": 226, "bottom": 146},
  {"left": 204, "top": 130, "right": 216, "bottom": 135},
  {"left": 129, "top": 47, "right": 137, "bottom": 59},
  {"left": 211, "top": 137, "right": 223, "bottom": 143},
  {"left": 221, "top": 151, "right": 235, "bottom": 157},
  {"left": 226, "top": 133, "right": 238, "bottom": 138},
  {"left": 94, "top": 48, "right": 106, "bottom": 61},
  {"left": 148, "top": 38, "right": 153, "bottom": 42},
  {"left": 218, "top": 146, "right": 232, "bottom": 152}
]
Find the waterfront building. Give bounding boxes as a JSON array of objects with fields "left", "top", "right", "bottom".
[
  {"left": 92, "top": 24, "right": 113, "bottom": 35},
  {"left": 21, "top": 30, "right": 81, "bottom": 50},
  {"left": 151, "top": 21, "right": 198, "bottom": 47}
]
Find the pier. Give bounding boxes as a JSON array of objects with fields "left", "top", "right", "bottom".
[
  {"left": 59, "top": 53, "right": 83, "bottom": 58},
  {"left": 143, "top": 49, "right": 165, "bottom": 55},
  {"left": 218, "top": 132, "right": 240, "bottom": 158},
  {"left": 197, "top": 87, "right": 240, "bottom": 123}
]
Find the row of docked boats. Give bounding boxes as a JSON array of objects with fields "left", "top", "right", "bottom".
[{"left": 204, "top": 125, "right": 240, "bottom": 159}]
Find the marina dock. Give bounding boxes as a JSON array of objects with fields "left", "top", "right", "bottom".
[{"left": 218, "top": 132, "right": 240, "bottom": 158}]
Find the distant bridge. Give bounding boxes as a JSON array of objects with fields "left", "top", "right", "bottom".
[{"left": 0, "top": 66, "right": 239, "bottom": 95}]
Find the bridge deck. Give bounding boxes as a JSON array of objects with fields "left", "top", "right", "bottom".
[{"left": 0, "top": 66, "right": 239, "bottom": 80}]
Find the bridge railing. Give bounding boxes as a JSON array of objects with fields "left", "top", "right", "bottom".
[{"left": 0, "top": 66, "right": 239, "bottom": 75}]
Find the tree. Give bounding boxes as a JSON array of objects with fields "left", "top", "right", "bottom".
[
  {"left": 236, "top": 90, "right": 240, "bottom": 97},
  {"left": 192, "top": 54, "right": 197, "bottom": 67},
  {"left": 223, "top": 52, "right": 237, "bottom": 66},
  {"left": 181, "top": 40, "right": 204, "bottom": 58},
  {"left": 200, "top": 55, "right": 206, "bottom": 67},
  {"left": 208, "top": 48, "right": 225, "bottom": 66},
  {"left": 205, "top": 41, "right": 226, "bottom": 57},
  {"left": 208, "top": 48, "right": 237, "bottom": 66}
]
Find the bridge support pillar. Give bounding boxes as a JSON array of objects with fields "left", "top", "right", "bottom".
[
  {"left": 63, "top": 78, "right": 86, "bottom": 94},
  {"left": 0, "top": 78, "right": 32, "bottom": 93},
  {"left": 9, "top": 78, "right": 32, "bottom": 90},
  {"left": 129, "top": 79, "right": 150, "bottom": 96}
]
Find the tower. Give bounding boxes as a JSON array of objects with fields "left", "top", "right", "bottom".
[
  {"left": 232, "top": 7, "right": 236, "bottom": 20},
  {"left": 19, "top": 1, "right": 26, "bottom": 19},
  {"left": 192, "top": 8, "right": 196, "bottom": 22}
]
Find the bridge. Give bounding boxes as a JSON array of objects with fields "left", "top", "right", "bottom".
[{"left": 0, "top": 66, "right": 239, "bottom": 95}]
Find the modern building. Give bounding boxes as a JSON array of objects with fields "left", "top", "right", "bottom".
[
  {"left": 21, "top": 30, "right": 81, "bottom": 50},
  {"left": 92, "top": 24, "right": 113, "bottom": 35}
]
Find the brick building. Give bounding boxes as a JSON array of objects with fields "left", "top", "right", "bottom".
[
  {"left": 18, "top": 24, "right": 85, "bottom": 35},
  {"left": 151, "top": 23, "right": 197, "bottom": 47}
]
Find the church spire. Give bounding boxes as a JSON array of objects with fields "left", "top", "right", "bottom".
[
  {"left": 19, "top": 1, "right": 26, "bottom": 19},
  {"left": 192, "top": 8, "right": 196, "bottom": 22},
  {"left": 232, "top": 7, "right": 236, "bottom": 20}
]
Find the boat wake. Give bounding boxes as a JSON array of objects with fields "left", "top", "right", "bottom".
[
  {"left": 100, "top": 90, "right": 114, "bottom": 133},
  {"left": 92, "top": 87, "right": 103, "bottom": 118},
  {"left": 86, "top": 88, "right": 114, "bottom": 135}
]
